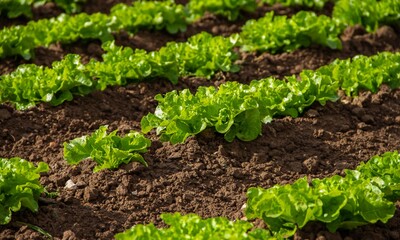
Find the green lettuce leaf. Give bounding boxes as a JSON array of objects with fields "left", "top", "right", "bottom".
[
  {"left": 115, "top": 212, "right": 276, "bottom": 240},
  {"left": 0, "top": 54, "right": 93, "bottom": 110},
  {"left": 63, "top": 125, "right": 151, "bottom": 172},
  {"left": 0, "top": 0, "right": 85, "bottom": 18},
  {"left": 354, "top": 151, "right": 400, "bottom": 200},
  {"left": 0, "top": 158, "right": 49, "bottom": 225},
  {"left": 333, "top": 0, "right": 400, "bottom": 32},
  {"left": 260, "top": 0, "right": 330, "bottom": 9},
  {"left": 240, "top": 11, "right": 343, "bottom": 53},
  {"left": 187, "top": 0, "right": 257, "bottom": 21}
]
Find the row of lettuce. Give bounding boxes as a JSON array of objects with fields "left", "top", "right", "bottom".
[
  {"left": 1, "top": 0, "right": 399, "bottom": 110},
  {"left": 1, "top": 0, "right": 336, "bottom": 19},
  {"left": 0, "top": 0, "right": 85, "bottom": 18},
  {"left": 1, "top": 0, "right": 399, "bottom": 60},
  {"left": 0, "top": 0, "right": 329, "bottom": 19},
  {"left": 3, "top": 147, "right": 400, "bottom": 239}
]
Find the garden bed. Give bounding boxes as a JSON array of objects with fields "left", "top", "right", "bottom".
[{"left": 1, "top": 1, "right": 400, "bottom": 239}]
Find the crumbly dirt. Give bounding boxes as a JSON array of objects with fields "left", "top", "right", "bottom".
[{"left": 1, "top": 1, "right": 400, "bottom": 240}]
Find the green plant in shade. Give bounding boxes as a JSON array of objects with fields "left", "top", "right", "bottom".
[
  {"left": 54, "top": 0, "right": 86, "bottom": 14},
  {"left": 187, "top": 0, "right": 257, "bottom": 21},
  {"left": 63, "top": 126, "right": 151, "bottom": 172},
  {"left": 0, "top": 157, "right": 49, "bottom": 225},
  {"left": 261, "top": 0, "right": 331, "bottom": 9}
]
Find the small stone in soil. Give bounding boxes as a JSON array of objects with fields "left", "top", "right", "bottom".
[{"left": 64, "top": 179, "right": 77, "bottom": 190}]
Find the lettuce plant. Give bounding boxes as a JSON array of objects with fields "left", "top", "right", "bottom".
[
  {"left": 54, "top": 0, "right": 86, "bottom": 14},
  {"left": 333, "top": 0, "right": 400, "bottom": 32},
  {"left": 0, "top": 54, "right": 94, "bottom": 110},
  {"left": 111, "top": 1, "right": 187, "bottom": 34},
  {"left": 187, "top": 0, "right": 257, "bottom": 21},
  {"left": 115, "top": 213, "right": 275, "bottom": 240},
  {"left": 260, "top": 0, "right": 331, "bottom": 9},
  {"left": 315, "top": 51, "right": 400, "bottom": 96},
  {"left": 0, "top": 0, "right": 42, "bottom": 18},
  {"left": 355, "top": 151, "right": 400, "bottom": 201},
  {"left": 0, "top": 0, "right": 85, "bottom": 18},
  {"left": 63, "top": 126, "right": 151, "bottom": 172},
  {"left": 0, "top": 158, "right": 49, "bottom": 225},
  {"left": 240, "top": 11, "right": 343, "bottom": 53}
]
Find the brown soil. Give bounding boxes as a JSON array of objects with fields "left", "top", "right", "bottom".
[{"left": 1, "top": 2, "right": 400, "bottom": 240}]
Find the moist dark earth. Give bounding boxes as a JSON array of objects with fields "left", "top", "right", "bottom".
[{"left": 1, "top": 1, "right": 400, "bottom": 240}]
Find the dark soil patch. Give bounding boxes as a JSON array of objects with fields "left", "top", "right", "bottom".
[{"left": 1, "top": 3, "right": 400, "bottom": 240}]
